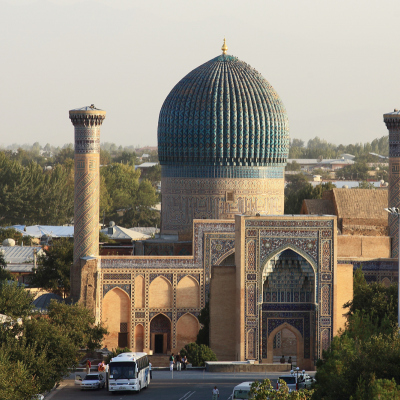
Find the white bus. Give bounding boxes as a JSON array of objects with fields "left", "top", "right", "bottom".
[{"left": 107, "top": 352, "right": 150, "bottom": 392}]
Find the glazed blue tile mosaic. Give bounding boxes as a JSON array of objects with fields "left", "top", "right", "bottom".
[
  {"left": 158, "top": 54, "right": 289, "bottom": 167},
  {"left": 162, "top": 165, "right": 285, "bottom": 179}
]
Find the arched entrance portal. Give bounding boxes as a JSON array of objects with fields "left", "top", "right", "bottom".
[
  {"left": 261, "top": 248, "right": 316, "bottom": 369},
  {"left": 273, "top": 328, "right": 297, "bottom": 362},
  {"left": 150, "top": 314, "right": 171, "bottom": 354}
]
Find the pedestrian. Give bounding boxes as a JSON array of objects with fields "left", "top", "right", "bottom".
[
  {"left": 176, "top": 352, "right": 182, "bottom": 371},
  {"left": 98, "top": 360, "right": 105, "bottom": 372},
  {"left": 287, "top": 356, "right": 292, "bottom": 369},
  {"left": 212, "top": 385, "right": 219, "bottom": 400},
  {"left": 169, "top": 353, "right": 175, "bottom": 371},
  {"left": 149, "top": 362, "right": 152, "bottom": 379},
  {"left": 85, "top": 359, "right": 91, "bottom": 374},
  {"left": 182, "top": 355, "right": 187, "bottom": 370}
]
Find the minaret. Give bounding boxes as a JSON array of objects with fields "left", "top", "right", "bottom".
[
  {"left": 69, "top": 105, "right": 106, "bottom": 265},
  {"left": 384, "top": 109, "right": 400, "bottom": 257}
]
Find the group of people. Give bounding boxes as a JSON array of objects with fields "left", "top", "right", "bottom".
[
  {"left": 169, "top": 353, "right": 188, "bottom": 371},
  {"left": 280, "top": 355, "right": 293, "bottom": 367}
]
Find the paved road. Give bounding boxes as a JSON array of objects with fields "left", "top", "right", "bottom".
[{"left": 47, "top": 370, "right": 316, "bottom": 400}]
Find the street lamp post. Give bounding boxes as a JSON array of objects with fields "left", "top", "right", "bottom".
[{"left": 384, "top": 207, "right": 400, "bottom": 333}]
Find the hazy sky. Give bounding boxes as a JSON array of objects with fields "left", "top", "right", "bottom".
[{"left": 1, "top": 0, "right": 399, "bottom": 148}]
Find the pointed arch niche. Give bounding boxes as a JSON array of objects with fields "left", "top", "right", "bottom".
[
  {"left": 176, "top": 313, "right": 199, "bottom": 352},
  {"left": 102, "top": 287, "right": 130, "bottom": 350},
  {"left": 149, "top": 276, "right": 172, "bottom": 308},
  {"left": 176, "top": 276, "right": 200, "bottom": 308},
  {"left": 260, "top": 247, "right": 317, "bottom": 368},
  {"left": 134, "top": 324, "right": 144, "bottom": 352}
]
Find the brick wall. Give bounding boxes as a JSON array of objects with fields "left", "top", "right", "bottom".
[
  {"left": 210, "top": 266, "right": 236, "bottom": 361},
  {"left": 333, "top": 264, "right": 353, "bottom": 334},
  {"left": 337, "top": 236, "right": 391, "bottom": 259}
]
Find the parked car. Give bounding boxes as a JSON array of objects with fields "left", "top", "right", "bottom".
[
  {"left": 232, "top": 381, "right": 254, "bottom": 399},
  {"left": 277, "top": 371, "right": 315, "bottom": 391},
  {"left": 277, "top": 375, "right": 298, "bottom": 392},
  {"left": 76, "top": 373, "right": 105, "bottom": 390}
]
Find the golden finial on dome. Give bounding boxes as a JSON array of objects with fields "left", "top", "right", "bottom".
[{"left": 221, "top": 38, "right": 228, "bottom": 55}]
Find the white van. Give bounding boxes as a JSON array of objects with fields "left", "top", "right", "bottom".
[{"left": 232, "top": 382, "right": 253, "bottom": 399}]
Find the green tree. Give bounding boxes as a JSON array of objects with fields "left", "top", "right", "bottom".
[
  {"left": 284, "top": 175, "right": 335, "bottom": 214},
  {"left": 250, "top": 379, "right": 314, "bottom": 399},
  {"left": 0, "top": 281, "right": 108, "bottom": 398},
  {"left": 314, "top": 270, "right": 400, "bottom": 400},
  {"left": 179, "top": 342, "right": 217, "bottom": 366},
  {"left": 53, "top": 146, "right": 74, "bottom": 164},
  {"left": 335, "top": 162, "right": 369, "bottom": 181},
  {"left": 0, "top": 254, "right": 13, "bottom": 282},
  {"left": 30, "top": 238, "right": 73, "bottom": 298},
  {"left": 0, "top": 153, "right": 74, "bottom": 226},
  {"left": 0, "top": 228, "right": 23, "bottom": 244},
  {"left": 196, "top": 300, "right": 210, "bottom": 346},
  {"left": 119, "top": 180, "right": 160, "bottom": 227},
  {"left": 357, "top": 181, "right": 375, "bottom": 189},
  {"left": 143, "top": 164, "right": 161, "bottom": 186},
  {"left": 286, "top": 161, "right": 301, "bottom": 171}
]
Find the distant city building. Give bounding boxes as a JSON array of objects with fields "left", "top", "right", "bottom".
[{"left": 287, "top": 158, "right": 355, "bottom": 172}]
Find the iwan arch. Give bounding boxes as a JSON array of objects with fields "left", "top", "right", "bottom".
[{"left": 69, "top": 42, "right": 397, "bottom": 370}]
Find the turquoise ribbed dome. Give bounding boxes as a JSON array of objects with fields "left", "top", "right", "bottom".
[{"left": 158, "top": 54, "right": 289, "bottom": 167}]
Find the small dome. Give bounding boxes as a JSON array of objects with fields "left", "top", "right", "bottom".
[
  {"left": 158, "top": 54, "right": 289, "bottom": 167},
  {"left": 2, "top": 238, "right": 15, "bottom": 247}
]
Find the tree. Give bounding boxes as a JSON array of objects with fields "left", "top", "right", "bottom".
[
  {"left": 286, "top": 161, "right": 301, "bottom": 171},
  {"left": 284, "top": 175, "right": 335, "bottom": 214},
  {"left": 313, "top": 269, "right": 400, "bottom": 400},
  {"left": 143, "top": 164, "right": 161, "bottom": 186},
  {"left": 0, "top": 254, "right": 13, "bottom": 282},
  {"left": 357, "top": 181, "right": 375, "bottom": 189},
  {"left": 250, "top": 379, "right": 314, "bottom": 399},
  {"left": 335, "top": 162, "right": 369, "bottom": 181},
  {"left": 0, "top": 153, "right": 74, "bottom": 226},
  {"left": 179, "top": 342, "right": 217, "bottom": 366},
  {"left": 53, "top": 147, "right": 74, "bottom": 165},
  {"left": 119, "top": 180, "right": 160, "bottom": 227},
  {"left": 196, "top": 300, "right": 210, "bottom": 346},
  {"left": 30, "top": 238, "right": 73, "bottom": 298},
  {"left": 0, "top": 228, "right": 23, "bottom": 244},
  {"left": 0, "top": 281, "right": 108, "bottom": 398}
]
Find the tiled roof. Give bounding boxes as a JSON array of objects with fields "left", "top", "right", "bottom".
[
  {"left": 303, "top": 199, "right": 335, "bottom": 215},
  {"left": 332, "top": 189, "right": 388, "bottom": 219}
]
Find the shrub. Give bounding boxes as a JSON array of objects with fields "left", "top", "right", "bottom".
[{"left": 180, "top": 342, "right": 217, "bottom": 367}]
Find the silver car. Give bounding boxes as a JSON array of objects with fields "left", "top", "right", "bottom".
[{"left": 78, "top": 373, "right": 105, "bottom": 390}]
